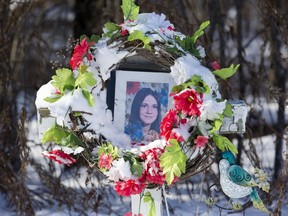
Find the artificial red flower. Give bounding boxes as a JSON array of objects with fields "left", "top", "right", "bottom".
[
  {"left": 42, "top": 150, "right": 76, "bottom": 166},
  {"left": 194, "top": 135, "right": 209, "bottom": 148},
  {"left": 120, "top": 21, "right": 131, "bottom": 36},
  {"left": 211, "top": 61, "right": 221, "bottom": 70},
  {"left": 121, "top": 28, "right": 129, "bottom": 36},
  {"left": 139, "top": 148, "right": 166, "bottom": 185},
  {"left": 160, "top": 109, "right": 178, "bottom": 141},
  {"left": 173, "top": 89, "right": 203, "bottom": 117},
  {"left": 114, "top": 179, "right": 145, "bottom": 196},
  {"left": 70, "top": 38, "right": 94, "bottom": 70},
  {"left": 98, "top": 153, "right": 113, "bottom": 170}
]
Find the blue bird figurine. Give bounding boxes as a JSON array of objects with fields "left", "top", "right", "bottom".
[{"left": 219, "top": 151, "right": 270, "bottom": 214}]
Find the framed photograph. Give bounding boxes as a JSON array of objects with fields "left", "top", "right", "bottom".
[{"left": 113, "top": 70, "right": 175, "bottom": 143}]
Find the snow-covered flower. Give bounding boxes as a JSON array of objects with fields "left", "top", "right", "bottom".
[
  {"left": 42, "top": 150, "right": 76, "bottom": 166},
  {"left": 200, "top": 99, "right": 226, "bottom": 121},
  {"left": 139, "top": 147, "right": 166, "bottom": 185},
  {"left": 105, "top": 158, "right": 134, "bottom": 182},
  {"left": 170, "top": 54, "right": 220, "bottom": 95}
]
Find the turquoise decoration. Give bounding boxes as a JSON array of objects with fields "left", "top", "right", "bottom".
[
  {"left": 228, "top": 164, "right": 257, "bottom": 187},
  {"left": 219, "top": 151, "right": 270, "bottom": 214},
  {"left": 222, "top": 151, "right": 257, "bottom": 187},
  {"left": 250, "top": 188, "right": 270, "bottom": 214},
  {"left": 221, "top": 150, "right": 236, "bottom": 165},
  {"left": 219, "top": 159, "right": 253, "bottom": 198}
]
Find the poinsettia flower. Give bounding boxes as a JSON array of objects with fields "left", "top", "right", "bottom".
[
  {"left": 194, "top": 135, "right": 209, "bottom": 148},
  {"left": 99, "top": 153, "right": 113, "bottom": 170},
  {"left": 70, "top": 38, "right": 94, "bottom": 70},
  {"left": 42, "top": 150, "right": 76, "bottom": 166},
  {"left": 173, "top": 89, "right": 203, "bottom": 117},
  {"left": 114, "top": 179, "right": 146, "bottom": 196}
]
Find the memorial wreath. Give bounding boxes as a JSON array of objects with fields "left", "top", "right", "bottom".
[{"left": 35, "top": 0, "right": 270, "bottom": 215}]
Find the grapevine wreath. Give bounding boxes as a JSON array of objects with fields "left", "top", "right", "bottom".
[{"left": 35, "top": 0, "right": 270, "bottom": 215}]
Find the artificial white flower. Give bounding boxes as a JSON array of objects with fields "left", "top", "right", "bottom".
[
  {"left": 105, "top": 158, "right": 134, "bottom": 182},
  {"left": 170, "top": 54, "right": 220, "bottom": 99},
  {"left": 200, "top": 99, "right": 227, "bottom": 121}
]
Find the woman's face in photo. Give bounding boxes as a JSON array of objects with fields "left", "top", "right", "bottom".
[{"left": 139, "top": 95, "right": 158, "bottom": 125}]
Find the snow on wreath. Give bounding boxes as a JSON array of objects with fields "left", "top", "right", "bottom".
[{"left": 35, "top": 0, "right": 270, "bottom": 215}]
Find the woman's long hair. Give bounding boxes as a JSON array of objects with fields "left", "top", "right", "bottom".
[{"left": 126, "top": 88, "right": 161, "bottom": 140}]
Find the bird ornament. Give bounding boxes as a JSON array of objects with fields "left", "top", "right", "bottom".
[{"left": 219, "top": 151, "right": 271, "bottom": 214}]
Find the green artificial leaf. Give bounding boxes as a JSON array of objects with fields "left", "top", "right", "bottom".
[
  {"left": 121, "top": 0, "right": 139, "bottom": 20},
  {"left": 171, "top": 84, "right": 184, "bottom": 94},
  {"left": 160, "top": 139, "right": 187, "bottom": 185},
  {"left": 212, "top": 64, "right": 240, "bottom": 80},
  {"left": 191, "top": 20, "right": 210, "bottom": 44},
  {"left": 82, "top": 90, "right": 94, "bottom": 107},
  {"left": 75, "top": 72, "right": 97, "bottom": 90},
  {"left": 79, "top": 34, "right": 88, "bottom": 41},
  {"left": 209, "top": 118, "right": 223, "bottom": 134},
  {"left": 44, "top": 95, "right": 62, "bottom": 103},
  {"left": 213, "top": 134, "right": 238, "bottom": 154},
  {"left": 78, "top": 65, "right": 89, "bottom": 74},
  {"left": 190, "top": 75, "right": 210, "bottom": 94},
  {"left": 41, "top": 124, "right": 69, "bottom": 144},
  {"left": 62, "top": 133, "right": 83, "bottom": 147},
  {"left": 175, "top": 36, "right": 199, "bottom": 57},
  {"left": 174, "top": 21, "right": 209, "bottom": 58},
  {"left": 51, "top": 68, "right": 75, "bottom": 93},
  {"left": 90, "top": 34, "right": 101, "bottom": 43},
  {"left": 103, "top": 22, "right": 121, "bottom": 38},
  {"left": 128, "top": 30, "right": 151, "bottom": 49},
  {"left": 223, "top": 101, "right": 233, "bottom": 117},
  {"left": 143, "top": 191, "right": 156, "bottom": 216},
  {"left": 80, "top": 34, "right": 100, "bottom": 43},
  {"left": 130, "top": 158, "right": 143, "bottom": 177},
  {"left": 98, "top": 143, "right": 118, "bottom": 159}
]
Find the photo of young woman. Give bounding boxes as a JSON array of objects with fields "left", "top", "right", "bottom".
[{"left": 124, "top": 82, "right": 169, "bottom": 144}]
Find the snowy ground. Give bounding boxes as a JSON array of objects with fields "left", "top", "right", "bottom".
[{"left": 0, "top": 119, "right": 287, "bottom": 216}]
